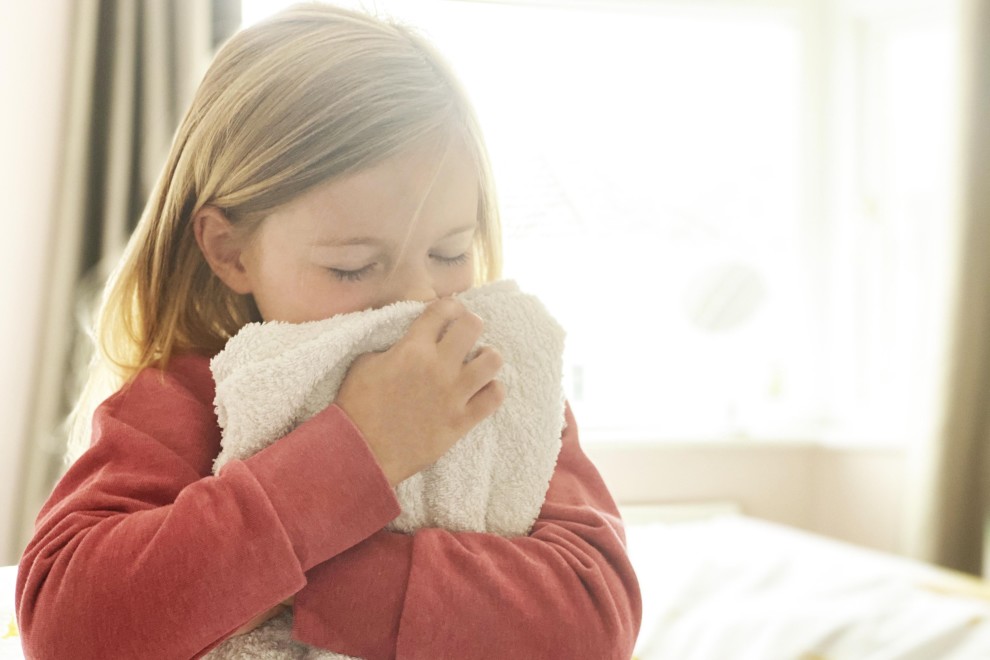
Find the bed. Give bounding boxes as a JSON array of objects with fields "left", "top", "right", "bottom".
[
  {"left": 626, "top": 513, "right": 990, "bottom": 659},
  {"left": 4, "top": 513, "right": 990, "bottom": 659}
]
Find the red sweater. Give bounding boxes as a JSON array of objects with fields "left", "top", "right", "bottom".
[{"left": 16, "top": 353, "right": 641, "bottom": 659}]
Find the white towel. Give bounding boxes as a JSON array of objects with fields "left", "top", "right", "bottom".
[{"left": 205, "top": 280, "right": 565, "bottom": 659}]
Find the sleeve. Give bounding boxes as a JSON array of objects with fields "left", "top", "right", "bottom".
[
  {"left": 15, "top": 363, "right": 401, "bottom": 660},
  {"left": 291, "top": 404, "right": 643, "bottom": 660}
]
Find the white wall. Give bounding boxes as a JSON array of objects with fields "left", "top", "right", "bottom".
[{"left": 0, "top": 2, "right": 72, "bottom": 565}]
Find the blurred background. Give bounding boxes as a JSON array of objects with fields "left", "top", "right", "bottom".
[{"left": 2, "top": 0, "right": 987, "bottom": 578}]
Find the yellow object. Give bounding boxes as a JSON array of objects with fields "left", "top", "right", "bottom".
[
  {"left": 920, "top": 571, "right": 990, "bottom": 602},
  {"left": 1, "top": 615, "right": 17, "bottom": 639}
]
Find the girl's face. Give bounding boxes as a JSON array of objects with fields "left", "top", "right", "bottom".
[{"left": 238, "top": 137, "right": 479, "bottom": 323}]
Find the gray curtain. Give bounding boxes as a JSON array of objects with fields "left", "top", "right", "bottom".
[
  {"left": 912, "top": 0, "right": 990, "bottom": 576},
  {"left": 8, "top": 0, "right": 240, "bottom": 564}
]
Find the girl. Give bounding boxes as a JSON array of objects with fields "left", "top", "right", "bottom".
[{"left": 15, "top": 4, "right": 641, "bottom": 659}]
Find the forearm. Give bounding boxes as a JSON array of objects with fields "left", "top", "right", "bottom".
[
  {"left": 402, "top": 510, "right": 638, "bottom": 660},
  {"left": 18, "top": 464, "right": 303, "bottom": 658},
  {"left": 16, "top": 404, "right": 401, "bottom": 659},
  {"left": 295, "top": 509, "right": 638, "bottom": 660},
  {"left": 293, "top": 407, "right": 642, "bottom": 660}
]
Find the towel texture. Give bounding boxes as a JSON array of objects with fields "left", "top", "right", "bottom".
[{"left": 205, "top": 280, "right": 565, "bottom": 659}]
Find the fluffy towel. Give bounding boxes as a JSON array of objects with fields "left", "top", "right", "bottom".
[{"left": 205, "top": 280, "right": 566, "bottom": 659}]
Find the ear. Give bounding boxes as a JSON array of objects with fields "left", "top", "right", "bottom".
[{"left": 193, "top": 205, "right": 254, "bottom": 295}]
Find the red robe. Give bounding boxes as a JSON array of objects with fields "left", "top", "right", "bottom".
[{"left": 16, "top": 353, "right": 641, "bottom": 659}]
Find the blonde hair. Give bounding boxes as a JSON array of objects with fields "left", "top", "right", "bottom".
[{"left": 67, "top": 2, "right": 502, "bottom": 461}]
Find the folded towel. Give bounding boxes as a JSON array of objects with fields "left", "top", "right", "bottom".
[{"left": 205, "top": 280, "right": 565, "bottom": 659}]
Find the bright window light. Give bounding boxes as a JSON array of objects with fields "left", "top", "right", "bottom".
[{"left": 238, "top": 0, "right": 961, "bottom": 446}]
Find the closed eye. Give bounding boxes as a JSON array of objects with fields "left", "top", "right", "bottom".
[
  {"left": 328, "top": 263, "right": 376, "bottom": 282},
  {"left": 431, "top": 252, "right": 470, "bottom": 266}
]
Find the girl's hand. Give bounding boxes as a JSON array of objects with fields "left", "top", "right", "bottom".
[{"left": 335, "top": 298, "right": 505, "bottom": 486}]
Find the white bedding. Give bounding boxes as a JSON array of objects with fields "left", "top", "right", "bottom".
[
  {"left": 5, "top": 514, "right": 990, "bottom": 659},
  {"left": 628, "top": 515, "right": 990, "bottom": 659}
]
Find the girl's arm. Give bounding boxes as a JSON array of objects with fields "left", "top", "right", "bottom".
[
  {"left": 15, "top": 355, "right": 402, "bottom": 660},
  {"left": 292, "top": 404, "right": 643, "bottom": 660}
]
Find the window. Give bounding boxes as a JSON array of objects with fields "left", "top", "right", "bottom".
[
  {"left": 821, "top": 3, "right": 961, "bottom": 447},
  {"left": 240, "top": 0, "right": 961, "bottom": 446}
]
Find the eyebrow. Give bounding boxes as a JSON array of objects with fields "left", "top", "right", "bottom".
[{"left": 310, "top": 223, "right": 477, "bottom": 248}]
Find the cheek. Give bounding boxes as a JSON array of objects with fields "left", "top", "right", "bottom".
[
  {"left": 435, "top": 263, "right": 475, "bottom": 298},
  {"left": 321, "top": 284, "right": 379, "bottom": 316},
  {"left": 273, "top": 272, "right": 377, "bottom": 322}
]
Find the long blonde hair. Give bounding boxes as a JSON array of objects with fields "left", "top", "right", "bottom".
[{"left": 67, "top": 3, "right": 502, "bottom": 461}]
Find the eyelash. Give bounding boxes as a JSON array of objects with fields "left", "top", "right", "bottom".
[
  {"left": 329, "top": 264, "right": 376, "bottom": 282},
  {"left": 431, "top": 252, "right": 470, "bottom": 266},
  {"left": 328, "top": 253, "right": 469, "bottom": 282}
]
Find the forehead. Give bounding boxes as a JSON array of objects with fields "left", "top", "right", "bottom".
[{"left": 266, "top": 136, "right": 480, "bottom": 245}]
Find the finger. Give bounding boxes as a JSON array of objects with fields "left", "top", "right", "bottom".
[
  {"left": 401, "top": 298, "right": 466, "bottom": 345},
  {"left": 438, "top": 311, "right": 484, "bottom": 363},
  {"left": 465, "top": 378, "right": 506, "bottom": 422},
  {"left": 458, "top": 346, "right": 503, "bottom": 396}
]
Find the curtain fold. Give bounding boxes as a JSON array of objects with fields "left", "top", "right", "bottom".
[
  {"left": 912, "top": 0, "right": 990, "bottom": 576},
  {"left": 10, "top": 0, "right": 240, "bottom": 563}
]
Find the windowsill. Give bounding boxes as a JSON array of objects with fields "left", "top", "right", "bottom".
[
  {"left": 580, "top": 426, "right": 921, "bottom": 452},
  {"left": 582, "top": 429, "right": 910, "bottom": 554}
]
